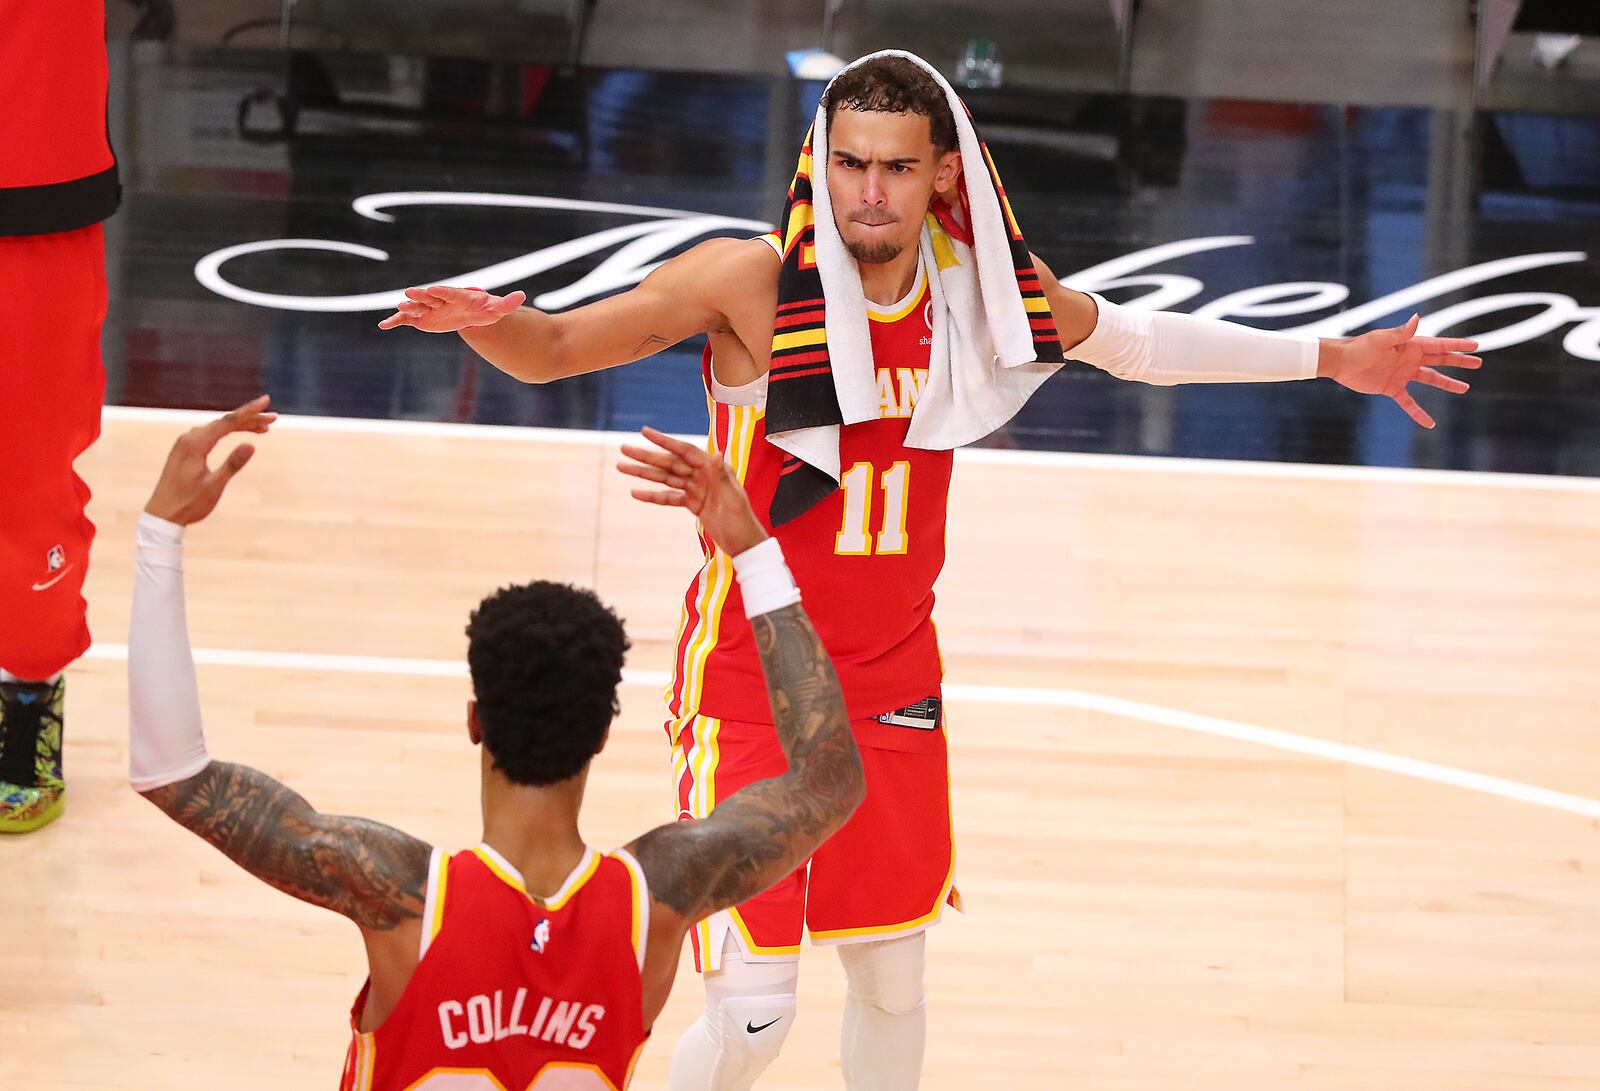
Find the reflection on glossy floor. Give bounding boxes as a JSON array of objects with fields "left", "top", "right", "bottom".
[
  {"left": 9, "top": 412, "right": 1599, "bottom": 1089},
  {"left": 103, "top": 45, "right": 1600, "bottom": 478}
]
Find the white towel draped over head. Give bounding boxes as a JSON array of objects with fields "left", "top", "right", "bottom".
[{"left": 763, "top": 49, "right": 1065, "bottom": 525}]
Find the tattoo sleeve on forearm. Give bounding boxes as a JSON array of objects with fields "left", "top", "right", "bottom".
[
  {"left": 141, "top": 761, "right": 431, "bottom": 931},
  {"left": 631, "top": 603, "right": 863, "bottom": 920}
]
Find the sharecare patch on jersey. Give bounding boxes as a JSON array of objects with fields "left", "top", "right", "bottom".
[{"left": 437, "top": 990, "right": 606, "bottom": 1051}]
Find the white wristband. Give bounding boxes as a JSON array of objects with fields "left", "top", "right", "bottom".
[
  {"left": 128, "top": 511, "right": 212, "bottom": 791},
  {"left": 732, "top": 537, "right": 801, "bottom": 619}
]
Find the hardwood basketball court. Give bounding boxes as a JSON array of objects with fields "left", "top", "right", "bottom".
[{"left": 7, "top": 408, "right": 1599, "bottom": 1089}]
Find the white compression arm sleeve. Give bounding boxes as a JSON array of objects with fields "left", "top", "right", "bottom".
[
  {"left": 1070, "top": 292, "right": 1320, "bottom": 386},
  {"left": 128, "top": 512, "right": 212, "bottom": 791}
]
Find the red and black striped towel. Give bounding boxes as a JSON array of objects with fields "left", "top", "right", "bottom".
[{"left": 765, "top": 50, "right": 1064, "bottom": 525}]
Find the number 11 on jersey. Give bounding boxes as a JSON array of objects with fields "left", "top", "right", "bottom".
[{"left": 834, "top": 461, "right": 910, "bottom": 556}]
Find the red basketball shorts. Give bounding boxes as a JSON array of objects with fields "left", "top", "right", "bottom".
[
  {"left": 670, "top": 706, "right": 960, "bottom": 971},
  {"left": 0, "top": 223, "right": 106, "bottom": 680}
]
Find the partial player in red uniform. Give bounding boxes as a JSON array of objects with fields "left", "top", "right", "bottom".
[
  {"left": 385, "top": 53, "right": 1480, "bottom": 1090},
  {"left": 0, "top": 0, "right": 122, "bottom": 832},
  {"left": 126, "top": 399, "right": 864, "bottom": 1090}
]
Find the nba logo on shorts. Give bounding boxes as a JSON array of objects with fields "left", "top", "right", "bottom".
[
  {"left": 530, "top": 918, "right": 551, "bottom": 953},
  {"left": 46, "top": 545, "right": 65, "bottom": 572}
]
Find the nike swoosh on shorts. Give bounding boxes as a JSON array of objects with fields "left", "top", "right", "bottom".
[{"left": 32, "top": 566, "right": 73, "bottom": 592}]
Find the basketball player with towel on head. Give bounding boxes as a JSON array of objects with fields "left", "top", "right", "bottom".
[
  {"left": 126, "top": 397, "right": 865, "bottom": 1090},
  {"left": 381, "top": 51, "right": 1483, "bottom": 1090}
]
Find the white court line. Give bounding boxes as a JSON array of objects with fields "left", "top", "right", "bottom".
[
  {"left": 100, "top": 404, "right": 1600, "bottom": 495},
  {"left": 83, "top": 642, "right": 1600, "bottom": 821}
]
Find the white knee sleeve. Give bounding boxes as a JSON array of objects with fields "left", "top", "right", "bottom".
[
  {"left": 669, "top": 936, "right": 798, "bottom": 1091},
  {"left": 839, "top": 933, "right": 927, "bottom": 1091},
  {"left": 838, "top": 931, "right": 926, "bottom": 1014}
]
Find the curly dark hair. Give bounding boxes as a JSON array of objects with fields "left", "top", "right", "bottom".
[
  {"left": 466, "top": 581, "right": 629, "bottom": 787},
  {"left": 822, "top": 55, "right": 958, "bottom": 155}
]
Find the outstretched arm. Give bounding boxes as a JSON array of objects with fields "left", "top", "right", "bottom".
[
  {"left": 1032, "top": 252, "right": 1482, "bottom": 429},
  {"left": 616, "top": 429, "right": 865, "bottom": 926},
  {"left": 140, "top": 763, "right": 430, "bottom": 931},
  {"left": 377, "top": 236, "right": 777, "bottom": 385},
  {"left": 130, "top": 398, "right": 431, "bottom": 932}
]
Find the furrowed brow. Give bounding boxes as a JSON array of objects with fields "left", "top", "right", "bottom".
[{"left": 831, "top": 150, "right": 922, "bottom": 166}]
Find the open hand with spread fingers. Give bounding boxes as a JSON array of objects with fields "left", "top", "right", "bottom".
[
  {"left": 618, "top": 427, "right": 768, "bottom": 557},
  {"left": 1323, "top": 314, "right": 1482, "bottom": 429},
  {"left": 377, "top": 285, "right": 527, "bottom": 333},
  {"left": 144, "top": 395, "right": 277, "bottom": 526}
]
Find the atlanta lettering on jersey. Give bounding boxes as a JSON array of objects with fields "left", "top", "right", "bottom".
[
  {"left": 876, "top": 367, "right": 928, "bottom": 419},
  {"left": 437, "top": 989, "right": 606, "bottom": 1051}
]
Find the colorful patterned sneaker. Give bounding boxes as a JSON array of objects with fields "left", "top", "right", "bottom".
[{"left": 0, "top": 677, "right": 65, "bottom": 833}]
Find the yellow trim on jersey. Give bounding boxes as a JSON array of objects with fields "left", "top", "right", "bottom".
[
  {"left": 610, "top": 848, "right": 650, "bottom": 974},
  {"left": 679, "top": 714, "right": 803, "bottom": 961},
  {"left": 662, "top": 392, "right": 724, "bottom": 713},
  {"left": 670, "top": 406, "right": 727, "bottom": 714},
  {"left": 543, "top": 850, "right": 603, "bottom": 911},
  {"left": 624, "top": 1039, "right": 649, "bottom": 1087},
  {"left": 670, "top": 712, "right": 691, "bottom": 789},
  {"left": 401, "top": 1067, "right": 509, "bottom": 1091},
  {"left": 703, "top": 717, "right": 722, "bottom": 811},
  {"left": 809, "top": 739, "right": 959, "bottom": 944},
  {"left": 772, "top": 326, "right": 828, "bottom": 352},
  {"left": 349, "top": 1031, "right": 377, "bottom": 1091},
  {"left": 866, "top": 268, "right": 929, "bottom": 324},
  {"left": 663, "top": 587, "right": 694, "bottom": 713},
  {"left": 471, "top": 845, "right": 525, "bottom": 892},
  {"left": 686, "top": 716, "right": 723, "bottom": 961},
  {"left": 534, "top": 1061, "right": 624, "bottom": 1090},
  {"left": 679, "top": 524, "right": 731, "bottom": 717},
  {"left": 422, "top": 850, "right": 450, "bottom": 955},
  {"left": 728, "top": 903, "right": 804, "bottom": 958},
  {"left": 673, "top": 405, "right": 757, "bottom": 718},
  {"left": 806, "top": 851, "right": 957, "bottom": 942},
  {"left": 469, "top": 845, "right": 602, "bottom": 912},
  {"left": 1024, "top": 295, "right": 1053, "bottom": 314}
]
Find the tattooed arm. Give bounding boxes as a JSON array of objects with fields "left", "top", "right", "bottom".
[
  {"left": 626, "top": 602, "right": 863, "bottom": 924},
  {"left": 140, "top": 764, "right": 431, "bottom": 931},
  {"left": 131, "top": 398, "right": 431, "bottom": 935},
  {"left": 617, "top": 427, "right": 865, "bottom": 929}
]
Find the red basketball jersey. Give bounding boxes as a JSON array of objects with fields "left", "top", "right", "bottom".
[
  {"left": 668, "top": 244, "right": 953, "bottom": 725},
  {"left": 341, "top": 845, "right": 651, "bottom": 1091},
  {"left": 0, "top": 0, "right": 121, "bottom": 235}
]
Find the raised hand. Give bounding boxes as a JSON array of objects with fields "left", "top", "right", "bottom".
[
  {"left": 377, "top": 286, "right": 527, "bottom": 333},
  {"left": 1326, "top": 315, "right": 1482, "bottom": 429},
  {"left": 618, "top": 426, "right": 768, "bottom": 557},
  {"left": 144, "top": 395, "right": 277, "bottom": 526}
]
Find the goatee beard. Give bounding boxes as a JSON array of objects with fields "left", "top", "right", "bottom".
[{"left": 843, "top": 238, "right": 903, "bottom": 265}]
